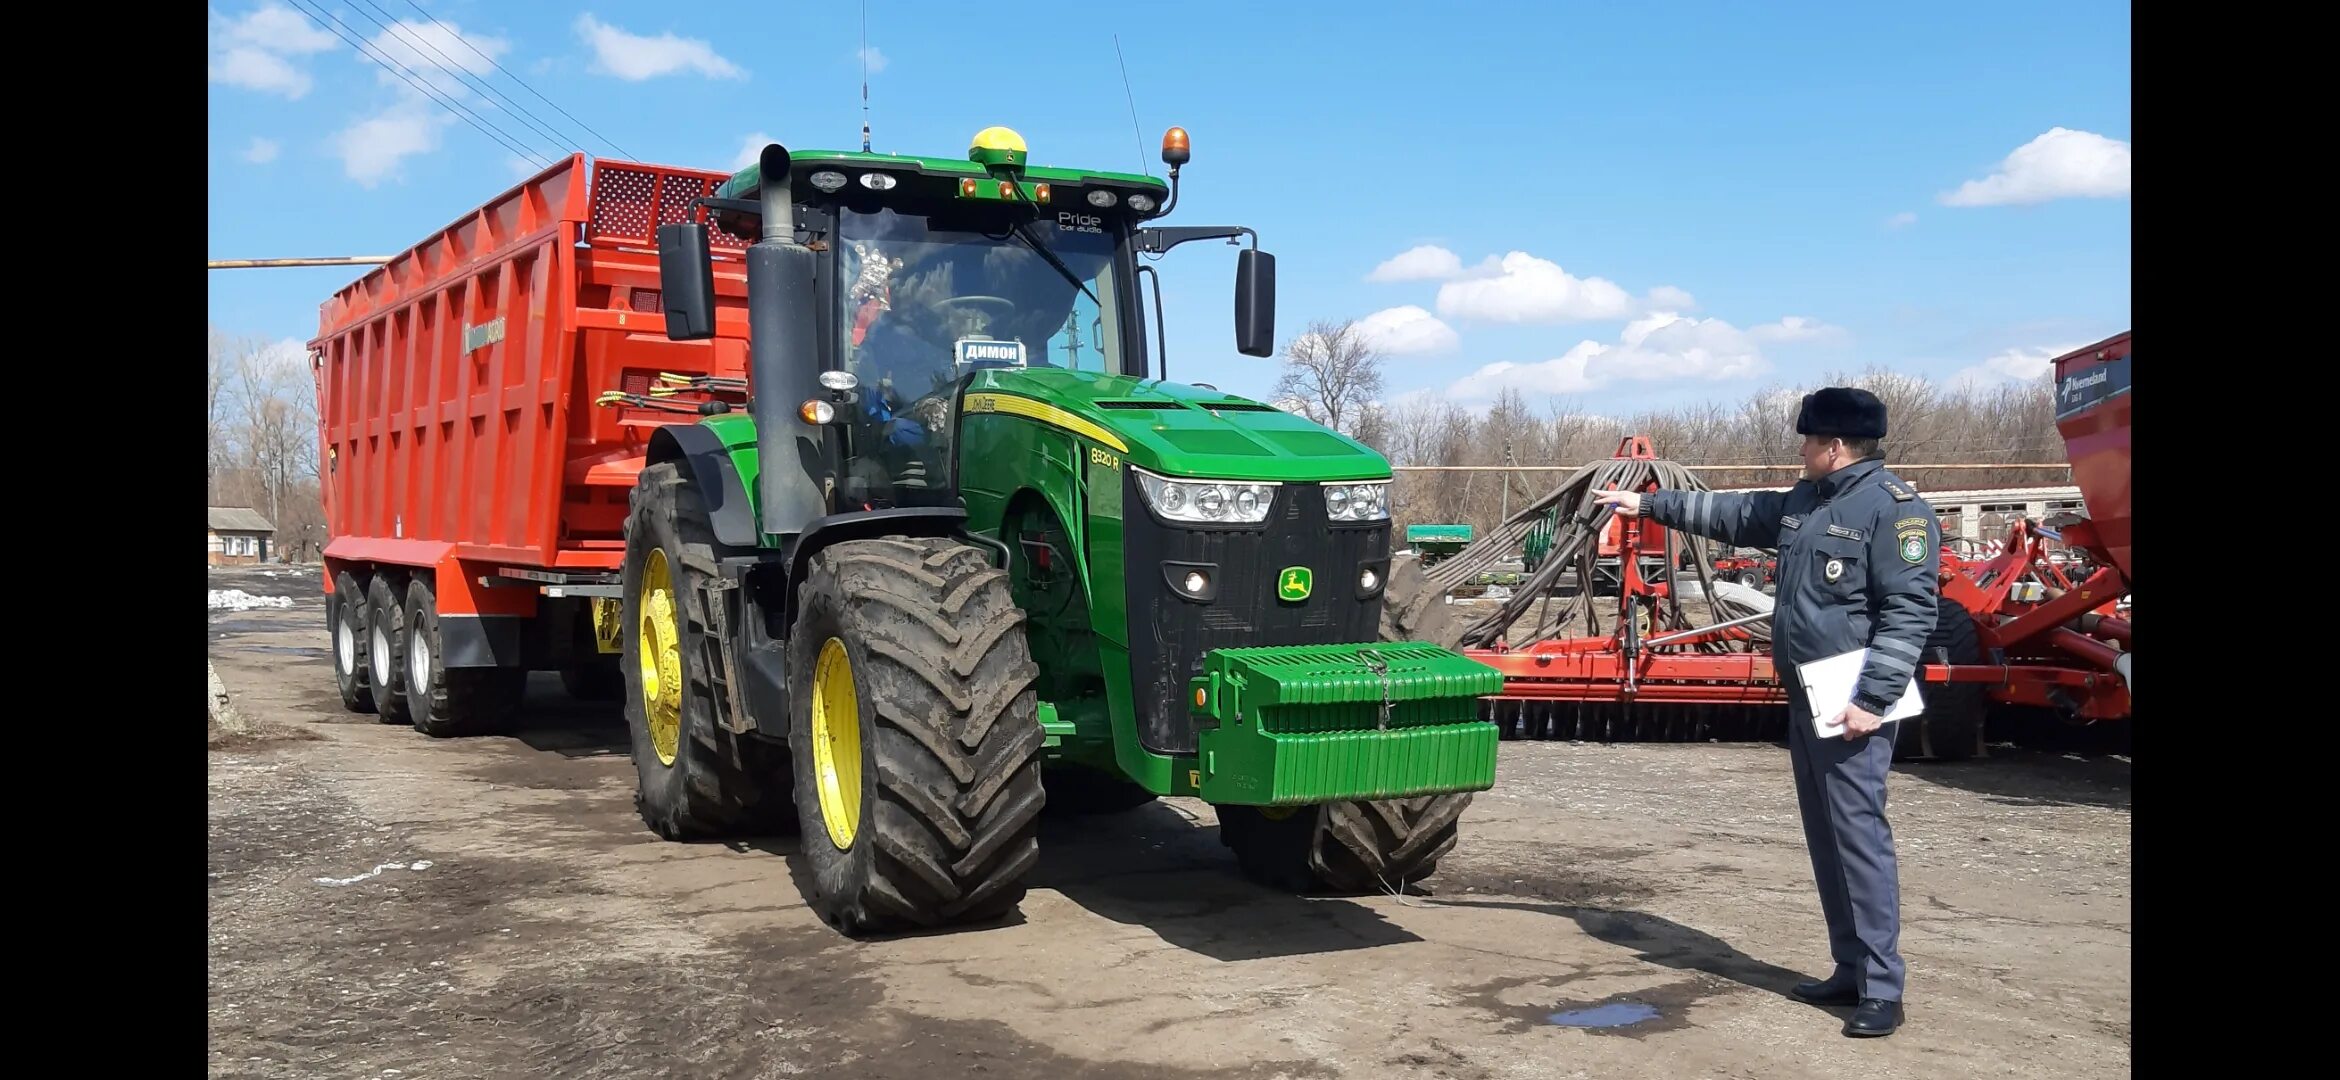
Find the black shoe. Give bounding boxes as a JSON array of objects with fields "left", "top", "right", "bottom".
[
  {"left": 1844, "top": 998, "right": 1903, "bottom": 1037},
  {"left": 1789, "top": 972, "right": 1859, "bottom": 1006}
]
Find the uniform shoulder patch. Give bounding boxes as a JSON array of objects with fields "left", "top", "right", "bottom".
[
  {"left": 1780, "top": 514, "right": 1801, "bottom": 530},
  {"left": 1882, "top": 480, "right": 1914, "bottom": 502},
  {"left": 1896, "top": 522, "right": 1928, "bottom": 564}
]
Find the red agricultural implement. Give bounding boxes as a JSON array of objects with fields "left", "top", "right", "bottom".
[{"left": 1453, "top": 332, "right": 2131, "bottom": 761}]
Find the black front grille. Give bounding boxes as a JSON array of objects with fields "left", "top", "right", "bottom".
[{"left": 1121, "top": 474, "right": 1389, "bottom": 755}]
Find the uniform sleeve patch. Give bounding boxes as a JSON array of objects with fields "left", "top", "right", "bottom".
[
  {"left": 1897, "top": 525, "right": 1927, "bottom": 563},
  {"left": 1895, "top": 516, "right": 1930, "bottom": 530},
  {"left": 1780, "top": 515, "right": 1801, "bottom": 530}
]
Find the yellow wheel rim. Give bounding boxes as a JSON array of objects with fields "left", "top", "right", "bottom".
[
  {"left": 637, "top": 548, "right": 683, "bottom": 767},
  {"left": 811, "top": 637, "right": 864, "bottom": 850}
]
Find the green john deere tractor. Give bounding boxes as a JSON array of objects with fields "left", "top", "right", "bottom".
[{"left": 634, "top": 124, "right": 1502, "bottom": 936}]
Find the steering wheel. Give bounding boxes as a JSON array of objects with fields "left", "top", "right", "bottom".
[{"left": 933, "top": 295, "right": 1017, "bottom": 319}]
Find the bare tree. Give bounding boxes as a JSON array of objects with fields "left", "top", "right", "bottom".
[
  {"left": 211, "top": 328, "right": 327, "bottom": 561},
  {"left": 1273, "top": 319, "right": 1384, "bottom": 435}
]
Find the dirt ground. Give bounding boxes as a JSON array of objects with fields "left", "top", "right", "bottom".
[{"left": 207, "top": 566, "right": 2130, "bottom": 1079}]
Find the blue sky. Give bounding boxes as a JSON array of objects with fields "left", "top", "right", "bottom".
[{"left": 208, "top": 1, "right": 2131, "bottom": 414}]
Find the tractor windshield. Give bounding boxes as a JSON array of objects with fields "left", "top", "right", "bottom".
[
  {"left": 837, "top": 206, "right": 1129, "bottom": 397},
  {"left": 831, "top": 205, "right": 1131, "bottom": 509}
]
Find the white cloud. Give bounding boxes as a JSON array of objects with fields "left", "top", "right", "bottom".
[
  {"left": 1645, "top": 285, "right": 1698, "bottom": 311},
  {"left": 1355, "top": 306, "right": 1459, "bottom": 355},
  {"left": 1887, "top": 211, "right": 1918, "bottom": 229},
  {"left": 1447, "top": 313, "right": 1772, "bottom": 401},
  {"left": 243, "top": 137, "right": 281, "bottom": 164},
  {"left": 857, "top": 45, "right": 889, "bottom": 73},
  {"left": 1435, "top": 252, "right": 1637, "bottom": 324},
  {"left": 333, "top": 104, "right": 450, "bottom": 187},
  {"left": 209, "top": 3, "right": 339, "bottom": 99},
  {"left": 1947, "top": 342, "right": 2084, "bottom": 393},
  {"left": 507, "top": 155, "right": 543, "bottom": 180},
  {"left": 1367, "top": 244, "right": 1464, "bottom": 283},
  {"left": 1941, "top": 127, "right": 2131, "bottom": 207},
  {"left": 1747, "top": 315, "right": 1847, "bottom": 344},
  {"left": 734, "top": 132, "right": 776, "bottom": 170},
  {"left": 575, "top": 15, "right": 743, "bottom": 81}
]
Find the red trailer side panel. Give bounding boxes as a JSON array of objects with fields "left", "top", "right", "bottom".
[{"left": 311, "top": 154, "right": 754, "bottom": 614}]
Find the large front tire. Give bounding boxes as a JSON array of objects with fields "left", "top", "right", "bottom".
[
  {"left": 621, "top": 462, "right": 788, "bottom": 840},
  {"left": 1219, "top": 794, "right": 1473, "bottom": 894},
  {"left": 1379, "top": 555, "right": 1464, "bottom": 650},
  {"left": 787, "top": 537, "right": 1046, "bottom": 936}
]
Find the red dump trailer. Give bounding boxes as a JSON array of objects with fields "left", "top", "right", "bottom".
[{"left": 310, "top": 153, "right": 754, "bottom": 735}]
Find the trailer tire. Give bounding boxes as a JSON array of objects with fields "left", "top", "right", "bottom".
[
  {"left": 1736, "top": 570, "right": 1762, "bottom": 588},
  {"left": 403, "top": 575, "right": 525, "bottom": 738},
  {"left": 787, "top": 536, "right": 1046, "bottom": 936},
  {"left": 331, "top": 571, "right": 375, "bottom": 713},
  {"left": 622, "top": 462, "right": 789, "bottom": 841},
  {"left": 1219, "top": 793, "right": 1472, "bottom": 894},
  {"left": 1897, "top": 601, "right": 1987, "bottom": 763},
  {"left": 366, "top": 573, "right": 415, "bottom": 727}
]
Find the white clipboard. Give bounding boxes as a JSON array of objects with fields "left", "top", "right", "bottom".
[{"left": 1795, "top": 648, "right": 1925, "bottom": 738}]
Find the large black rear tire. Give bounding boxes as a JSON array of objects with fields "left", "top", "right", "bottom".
[
  {"left": 787, "top": 536, "right": 1046, "bottom": 936},
  {"left": 1897, "top": 601, "right": 1988, "bottom": 762},
  {"left": 1219, "top": 794, "right": 1473, "bottom": 894},
  {"left": 621, "top": 462, "right": 789, "bottom": 840}
]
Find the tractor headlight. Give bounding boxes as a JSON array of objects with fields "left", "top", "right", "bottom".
[
  {"left": 1324, "top": 481, "right": 1390, "bottom": 522},
  {"left": 1134, "top": 467, "right": 1277, "bottom": 525}
]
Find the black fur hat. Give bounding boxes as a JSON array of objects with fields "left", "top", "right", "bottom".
[{"left": 1795, "top": 386, "right": 1887, "bottom": 439}]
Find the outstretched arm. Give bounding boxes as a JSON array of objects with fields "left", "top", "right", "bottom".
[{"left": 1598, "top": 487, "right": 1789, "bottom": 551}]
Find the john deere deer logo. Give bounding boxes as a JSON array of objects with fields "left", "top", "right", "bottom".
[{"left": 1277, "top": 567, "right": 1313, "bottom": 602}]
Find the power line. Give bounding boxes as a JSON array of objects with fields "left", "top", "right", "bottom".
[
  {"left": 282, "top": 0, "right": 552, "bottom": 168},
  {"left": 347, "top": 0, "right": 573, "bottom": 161},
  {"left": 400, "top": 0, "right": 635, "bottom": 160}
]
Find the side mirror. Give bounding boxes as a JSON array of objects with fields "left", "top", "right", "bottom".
[
  {"left": 1235, "top": 248, "right": 1275, "bottom": 358},
  {"left": 656, "top": 221, "right": 717, "bottom": 341}
]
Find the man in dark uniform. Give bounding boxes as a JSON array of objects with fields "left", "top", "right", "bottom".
[{"left": 1594, "top": 386, "right": 1938, "bottom": 1038}]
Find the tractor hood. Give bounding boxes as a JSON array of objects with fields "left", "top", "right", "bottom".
[{"left": 967, "top": 368, "right": 1390, "bottom": 483}]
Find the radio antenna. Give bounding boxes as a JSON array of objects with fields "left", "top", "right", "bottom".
[
  {"left": 860, "top": 1, "right": 873, "bottom": 152},
  {"left": 1115, "top": 34, "right": 1149, "bottom": 177}
]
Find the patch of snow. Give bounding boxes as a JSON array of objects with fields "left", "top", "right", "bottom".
[
  {"left": 210, "top": 589, "right": 295, "bottom": 611},
  {"left": 314, "top": 861, "right": 431, "bottom": 887}
]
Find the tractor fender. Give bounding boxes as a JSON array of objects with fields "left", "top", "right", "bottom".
[
  {"left": 782, "top": 507, "right": 974, "bottom": 628},
  {"left": 646, "top": 424, "right": 760, "bottom": 549}
]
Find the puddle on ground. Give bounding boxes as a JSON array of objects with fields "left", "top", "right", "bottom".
[{"left": 1545, "top": 1001, "right": 1663, "bottom": 1028}]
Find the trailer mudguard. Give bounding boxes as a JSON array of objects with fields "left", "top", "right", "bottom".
[{"left": 646, "top": 423, "right": 761, "bottom": 549}]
